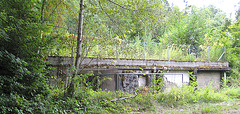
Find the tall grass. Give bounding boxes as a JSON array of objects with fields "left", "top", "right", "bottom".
[
  {"left": 10, "top": 75, "right": 240, "bottom": 113},
  {"left": 44, "top": 33, "right": 226, "bottom": 62},
  {"left": 42, "top": 84, "right": 238, "bottom": 113},
  {"left": 156, "top": 85, "right": 229, "bottom": 107}
]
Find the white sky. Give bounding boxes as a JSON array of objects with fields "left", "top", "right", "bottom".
[{"left": 167, "top": 0, "right": 240, "bottom": 20}]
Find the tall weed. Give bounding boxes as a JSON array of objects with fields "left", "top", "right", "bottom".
[
  {"left": 196, "top": 84, "right": 228, "bottom": 103},
  {"left": 156, "top": 84, "right": 229, "bottom": 107},
  {"left": 221, "top": 87, "right": 240, "bottom": 99}
]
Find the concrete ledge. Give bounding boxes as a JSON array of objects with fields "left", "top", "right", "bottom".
[{"left": 47, "top": 57, "right": 230, "bottom": 71}]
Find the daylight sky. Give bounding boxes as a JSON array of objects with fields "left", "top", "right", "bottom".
[{"left": 167, "top": 0, "right": 240, "bottom": 20}]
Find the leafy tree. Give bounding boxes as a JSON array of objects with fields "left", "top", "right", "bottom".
[
  {"left": 0, "top": 0, "right": 49, "bottom": 112},
  {"left": 225, "top": 19, "right": 240, "bottom": 86}
]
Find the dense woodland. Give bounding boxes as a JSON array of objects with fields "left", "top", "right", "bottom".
[{"left": 1, "top": 0, "right": 240, "bottom": 113}]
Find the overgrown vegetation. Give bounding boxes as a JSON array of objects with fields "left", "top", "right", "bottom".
[
  {"left": 2, "top": 72, "right": 240, "bottom": 113},
  {"left": 1, "top": 0, "right": 240, "bottom": 113},
  {"left": 43, "top": 33, "right": 226, "bottom": 61}
]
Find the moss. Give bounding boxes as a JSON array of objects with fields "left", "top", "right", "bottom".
[{"left": 48, "top": 57, "right": 230, "bottom": 71}]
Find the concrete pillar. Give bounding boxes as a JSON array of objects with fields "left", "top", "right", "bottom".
[
  {"left": 116, "top": 74, "right": 120, "bottom": 91},
  {"left": 223, "top": 71, "right": 227, "bottom": 87},
  {"left": 193, "top": 69, "right": 198, "bottom": 90},
  {"left": 194, "top": 69, "right": 198, "bottom": 81}
]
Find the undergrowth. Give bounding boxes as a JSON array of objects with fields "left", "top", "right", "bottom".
[
  {"left": 157, "top": 85, "right": 229, "bottom": 107},
  {"left": 46, "top": 85, "right": 239, "bottom": 113},
  {"left": 2, "top": 72, "right": 240, "bottom": 113},
  {"left": 2, "top": 85, "right": 240, "bottom": 113},
  {"left": 45, "top": 32, "right": 226, "bottom": 62}
]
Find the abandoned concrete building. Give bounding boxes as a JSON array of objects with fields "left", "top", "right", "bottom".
[{"left": 47, "top": 56, "right": 230, "bottom": 93}]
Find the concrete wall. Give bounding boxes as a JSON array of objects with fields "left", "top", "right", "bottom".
[
  {"left": 197, "top": 71, "right": 221, "bottom": 89},
  {"left": 164, "top": 71, "right": 189, "bottom": 89},
  {"left": 139, "top": 76, "right": 147, "bottom": 87},
  {"left": 98, "top": 69, "right": 118, "bottom": 91},
  {"left": 164, "top": 71, "right": 222, "bottom": 90},
  {"left": 46, "top": 57, "right": 228, "bottom": 91}
]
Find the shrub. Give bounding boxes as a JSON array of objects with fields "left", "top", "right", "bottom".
[
  {"left": 0, "top": 51, "right": 49, "bottom": 113},
  {"left": 221, "top": 87, "right": 240, "bottom": 99},
  {"left": 156, "top": 83, "right": 229, "bottom": 107},
  {"left": 196, "top": 85, "right": 228, "bottom": 103}
]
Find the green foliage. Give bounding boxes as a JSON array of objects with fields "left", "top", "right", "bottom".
[
  {"left": 0, "top": 51, "right": 49, "bottom": 113},
  {"left": 0, "top": 51, "right": 49, "bottom": 97},
  {"left": 1, "top": 69, "right": 239, "bottom": 113},
  {"left": 45, "top": 32, "right": 226, "bottom": 62},
  {"left": 157, "top": 85, "right": 229, "bottom": 107},
  {"left": 221, "top": 87, "right": 240, "bottom": 99},
  {"left": 0, "top": 0, "right": 45, "bottom": 58},
  {"left": 156, "top": 73, "right": 228, "bottom": 107},
  {"left": 1, "top": 0, "right": 240, "bottom": 113},
  {"left": 196, "top": 85, "right": 228, "bottom": 103},
  {"left": 38, "top": 0, "right": 229, "bottom": 62},
  {"left": 151, "top": 75, "right": 165, "bottom": 93},
  {"left": 0, "top": 0, "right": 51, "bottom": 113},
  {"left": 42, "top": 32, "right": 76, "bottom": 56},
  {"left": 200, "top": 104, "right": 222, "bottom": 113},
  {"left": 162, "top": 6, "right": 224, "bottom": 45},
  {"left": 224, "top": 19, "right": 240, "bottom": 86}
]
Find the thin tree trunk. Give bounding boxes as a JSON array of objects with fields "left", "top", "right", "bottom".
[
  {"left": 67, "top": 0, "right": 84, "bottom": 96},
  {"left": 38, "top": 0, "right": 46, "bottom": 54},
  {"left": 75, "top": 0, "right": 84, "bottom": 72},
  {"left": 41, "top": 0, "right": 46, "bottom": 24}
]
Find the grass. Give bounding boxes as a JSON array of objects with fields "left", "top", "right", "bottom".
[
  {"left": 6, "top": 84, "right": 240, "bottom": 113},
  {"left": 33, "top": 72, "right": 239, "bottom": 114},
  {"left": 44, "top": 33, "right": 226, "bottom": 62},
  {"left": 142, "top": 86, "right": 240, "bottom": 114},
  {"left": 42, "top": 85, "right": 240, "bottom": 113},
  {"left": 143, "top": 99, "right": 240, "bottom": 113},
  {"left": 151, "top": 101, "right": 240, "bottom": 114},
  {"left": 9, "top": 71, "right": 239, "bottom": 113}
]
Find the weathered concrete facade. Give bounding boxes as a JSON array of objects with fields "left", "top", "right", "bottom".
[
  {"left": 47, "top": 56, "right": 230, "bottom": 91},
  {"left": 165, "top": 71, "right": 189, "bottom": 88},
  {"left": 197, "top": 71, "right": 222, "bottom": 89}
]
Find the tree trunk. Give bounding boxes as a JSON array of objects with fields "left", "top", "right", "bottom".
[
  {"left": 67, "top": 0, "right": 84, "bottom": 97},
  {"left": 40, "top": 0, "right": 46, "bottom": 24},
  {"left": 38, "top": 0, "right": 46, "bottom": 54},
  {"left": 75, "top": 0, "right": 84, "bottom": 71}
]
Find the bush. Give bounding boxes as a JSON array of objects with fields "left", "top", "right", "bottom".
[
  {"left": 0, "top": 51, "right": 49, "bottom": 113},
  {"left": 156, "top": 84, "right": 229, "bottom": 107},
  {"left": 196, "top": 85, "right": 228, "bottom": 103},
  {"left": 221, "top": 87, "right": 240, "bottom": 99}
]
